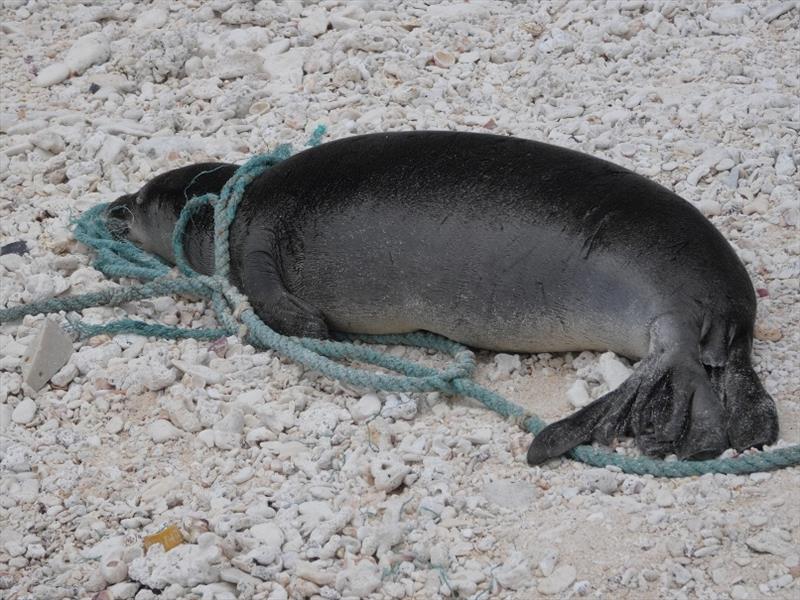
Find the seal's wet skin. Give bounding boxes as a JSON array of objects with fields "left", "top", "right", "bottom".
[{"left": 106, "top": 132, "right": 779, "bottom": 464}]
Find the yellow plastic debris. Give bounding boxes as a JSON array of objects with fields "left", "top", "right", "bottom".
[{"left": 143, "top": 524, "right": 184, "bottom": 552}]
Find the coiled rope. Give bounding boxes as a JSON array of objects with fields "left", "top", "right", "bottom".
[{"left": 2, "top": 126, "right": 798, "bottom": 477}]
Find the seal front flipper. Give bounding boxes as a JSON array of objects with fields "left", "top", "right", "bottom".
[{"left": 241, "top": 248, "right": 329, "bottom": 339}]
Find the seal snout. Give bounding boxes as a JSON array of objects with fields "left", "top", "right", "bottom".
[{"left": 105, "top": 194, "right": 135, "bottom": 238}]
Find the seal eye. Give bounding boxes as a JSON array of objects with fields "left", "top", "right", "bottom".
[{"left": 135, "top": 193, "right": 145, "bottom": 206}]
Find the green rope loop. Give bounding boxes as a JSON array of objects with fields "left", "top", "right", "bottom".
[{"left": 1, "top": 125, "right": 798, "bottom": 478}]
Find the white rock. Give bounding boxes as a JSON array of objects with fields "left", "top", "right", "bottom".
[
  {"left": 73, "top": 343, "right": 122, "bottom": 375},
  {"left": 743, "top": 198, "right": 769, "bottom": 216},
  {"left": 143, "top": 365, "right": 176, "bottom": 391},
  {"left": 263, "top": 39, "right": 290, "bottom": 56},
  {"left": 21, "top": 318, "right": 73, "bottom": 391},
  {"left": 171, "top": 359, "right": 222, "bottom": 385},
  {"left": 80, "top": 536, "right": 127, "bottom": 561},
  {"left": 299, "top": 9, "right": 329, "bottom": 37},
  {"left": 775, "top": 152, "right": 796, "bottom": 177},
  {"left": 213, "top": 50, "right": 264, "bottom": 79},
  {"left": 34, "top": 63, "right": 70, "bottom": 86},
  {"left": 235, "top": 389, "right": 265, "bottom": 410},
  {"left": 330, "top": 14, "right": 360, "bottom": 30},
  {"left": 698, "top": 199, "right": 722, "bottom": 217},
  {"left": 495, "top": 553, "right": 530, "bottom": 590},
  {"left": 597, "top": 353, "right": 631, "bottom": 390},
  {"left": 100, "top": 551, "right": 128, "bottom": 584},
  {"left": 349, "top": 393, "right": 381, "bottom": 423},
  {"left": 746, "top": 531, "right": 795, "bottom": 557},
  {"left": 148, "top": 419, "right": 181, "bottom": 443},
  {"left": 106, "top": 416, "right": 124, "bottom": 434},
  {"left": 710, "top": 4, "right": 750, "bottom": 24},
  {"left": 12, "top": 398, "right": 37, "bottom": 425},
  {"left": 763, "top": 2, "right": 796, "bottom": 22},
  {"left": 245, "top": 426, "right": 275, "bottom": 445},
  {"left": 433, "top": 50, "right": 456, "bottom": 68},
  {"left": 370, "top": 454, "right": 411, "bottom": 492},
  {"left": 430, "top": 543, "right": 449, "bottom": 567},
  {"left": 582, "top": 469, "right": 618, "bottom": 494},
  {"left": 96, "top": 135, "right": 126, "bottom": 165},
  {"left": 5, "top": 119, "right": 47, "bottom": 135},
  {"left": 214, "top": 409, "right": 244, "bottom": 433},
  {"left": 231, "top": 467, "right": 254, "bottom": 484},
  {"left": 467, "top": 427, "right": 493, "bottom": 445},
  {"left": 602, "top": 108, "right": 630, "bottom": 126},
  {"left": 0, "top": 404, "right": 13, "bottom": 432},
  {"left": 687, "top": 164, "right": 710, "bottom": 186},
  {"left": 489, "top": 353, "right": 521, "bottom": 381},
  {"left": 380, "top": 393, "right": 417, "bottom": 420},
  {"left": 135, "top": 7, "right": 169, "bottom": 29},
  {"left": 196, "top": 429, "right": 214, "bottom": 448},
  {"left": 65, "top": 33, "right": 110, "bottom": 75},
  {"left": 50, "top": 363, "right": 78, "bottom": 387},
  {"left": 539, "top": 549, "right": 558, "bottom": 576},
  {"left": 108, "top": 582, "right": 139, "bottom": 599},
  {"left": 189, "top": 78, "right": 222, "bottom": 100},
  {"left": 249, "top": 523, "right": 284, "bottom": 551},
  {"left": 30, "top": 130, "right": 65, "bottom": 154},
  {"left": 140, "top": 476, "right": 179, "bottom": 505},
  {"left": 655, "top": 489, "right": 675, "bottom": 507},
  {"left": 567, "top": 379, "right": 592, "bottom": 408},
  {"left": 264, "top": 48, "right": 305, "bottom": 86},
  {"left": 25, "top": 272, "right": 69, "bottom": 301},
  {"left": 129, "top": 543, "right": 222, "bottom": 589},
  {"left": 165, "top": 398, "right": 201, "bottom": 433},
  {"left": 335, "top": 560, "right": 382, "bottom": 597},
  {"left": 538, "top": 565, "right": 577, "bottom": 595},
  {"left": 4, "top": 541, "right": 25, "bottom": 557},
  {"left": 297, "top": 401, "right": 344, "bottom": 437},
  {"left": 213, "top": 430, "right": 241, "bottom": 450},
  {"left": 295, "top": 560, "right": 336, "bottom": 586}
]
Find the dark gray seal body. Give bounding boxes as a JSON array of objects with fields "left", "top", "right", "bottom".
[{"left": 107, "top": 131, "right": 779, "bottom": 464}]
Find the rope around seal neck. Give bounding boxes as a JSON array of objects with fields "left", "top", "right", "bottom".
[{"left": 1, "top": 126, "right": 798, "bottom": 478}]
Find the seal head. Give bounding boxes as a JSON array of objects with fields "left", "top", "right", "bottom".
[{"left": 107, "top": 162, "right": 237, "bottom": 272}]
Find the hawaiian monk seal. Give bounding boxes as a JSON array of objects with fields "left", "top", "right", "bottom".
[{"left": 106, "top": 131, "right": 779, "bottom": 464}]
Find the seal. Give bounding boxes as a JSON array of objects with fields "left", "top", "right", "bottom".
[{"left": 106, "top": 131, "right": 779, "bottom": 464}]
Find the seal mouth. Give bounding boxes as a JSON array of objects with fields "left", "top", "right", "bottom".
[{"left": 106, "top": 194, "right": 134, "bottom": 239}]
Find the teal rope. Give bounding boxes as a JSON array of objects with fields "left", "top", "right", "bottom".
[{"left": 2, "top": 126, "right": 798, "bottom": 477}]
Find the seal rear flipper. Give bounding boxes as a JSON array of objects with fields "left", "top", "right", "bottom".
[
  {"left": 723, "top": 345, "right": 779, "bottom": 451},
  {"left": 527, "top": 354, "right": 732, "bottom": 465},
  {"left": 526, "top": 375, "right": 641, "bottom": 465}
]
